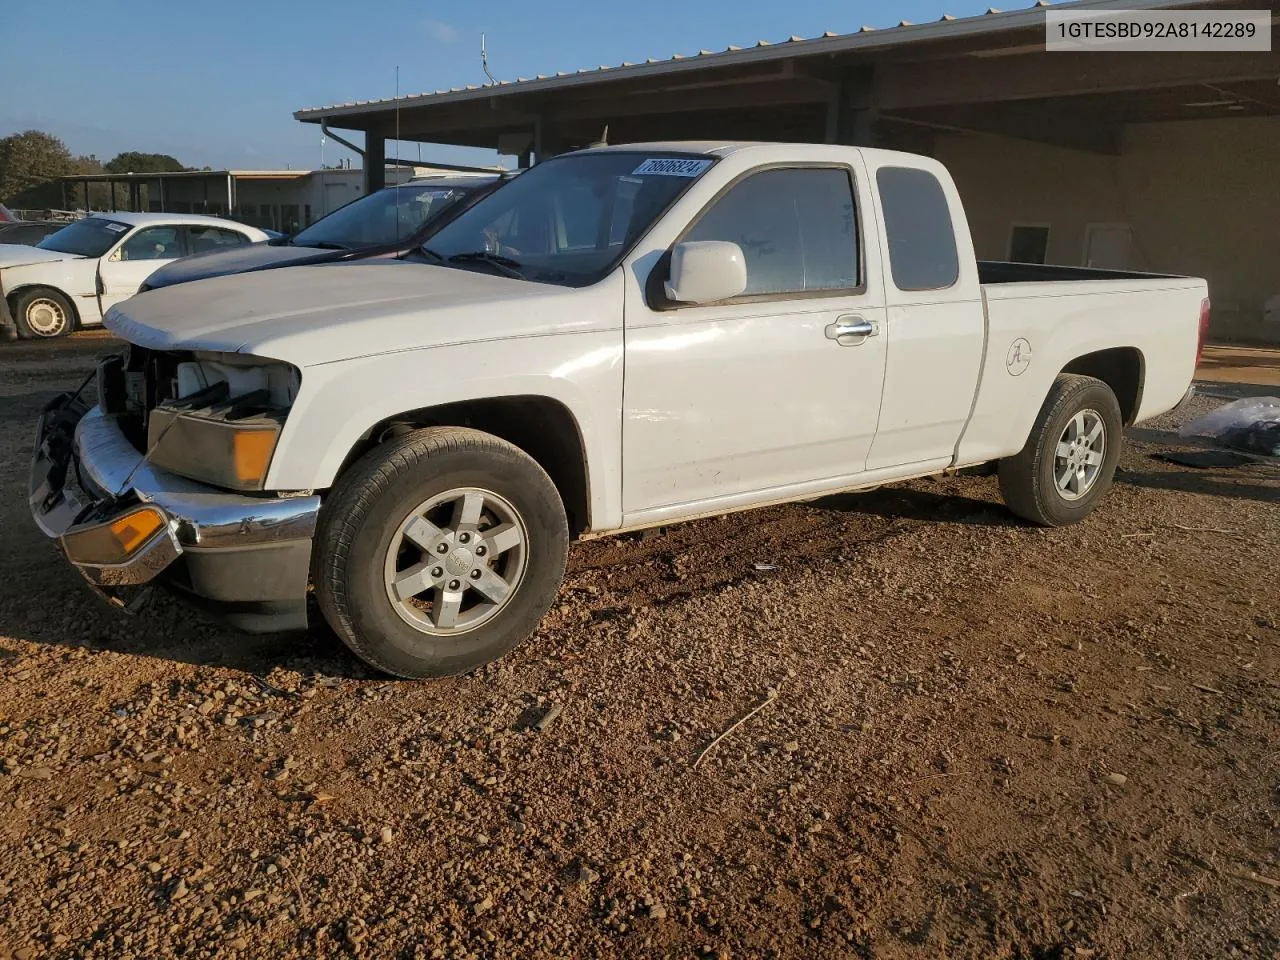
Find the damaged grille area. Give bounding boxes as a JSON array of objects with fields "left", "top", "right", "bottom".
[
  {"left": 96, "top": 344, "right": 188, "bottom": 453},
  {"left": 96, "top": 345, "right": 291, "bottom": 456}
]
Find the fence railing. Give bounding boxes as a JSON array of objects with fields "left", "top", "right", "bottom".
[{"left": 12, "top": 209, "right": 81, "bottom": 222}]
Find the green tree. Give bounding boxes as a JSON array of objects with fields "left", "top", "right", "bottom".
[
  {"left": 104, "top": 151, "right": 184, "bottom": 174},
  {"left": 0, "top": 130, "right": 74, "bottom": 204},
  {"left": 68, "top": 154, "right": 113, "bottom": 210}
]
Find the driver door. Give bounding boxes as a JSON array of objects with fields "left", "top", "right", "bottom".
[
  {"left": 622, "top": 164, "right": 889, "bottom": 522},
  {"left": 98, "top": 225, "right": 187, "bottom": 313}
]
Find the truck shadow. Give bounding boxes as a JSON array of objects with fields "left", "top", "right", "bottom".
[
  {"left": 814, "top": 484, "right": 1016, "bottom": 527},
  {"left": 1122, "top": 421, "right": 1280, "bottom": 505},
  {"left": 1116, "top": 467, "right": 1280, "bottom": 505},
  {"left": 1191, "top": 378, "right": 1280, "bottom": 401},
  {"left": 4, "top": 476, "right": 1021, "bottom": 677},
  {"left": 0, "top": 536, "right": 372, "bottom": 680}
]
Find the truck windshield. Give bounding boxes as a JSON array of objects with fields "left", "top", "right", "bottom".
[
  {"left": 423, "top": 152, "right": 716, "bottom": 286},
  {"left": 293, "top": 181, "right": 480, "bottom": 249},
  {"left": 37, "top": 217, "right": 131, "bottom": 258}
]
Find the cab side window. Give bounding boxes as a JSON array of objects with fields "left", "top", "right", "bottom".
[
  {"left": 876, "top": 167, "right": 959, "bottom": 291},
  {"left": 682, "top": 168, "right": 859, "bottom": 298},
  {"left": 119, "top": 226, "right": 184, "bottom": 261}
]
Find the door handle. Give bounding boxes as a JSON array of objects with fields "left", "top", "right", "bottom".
[{"left": 825, "top": 316, "right": 878, "bottom": 346}]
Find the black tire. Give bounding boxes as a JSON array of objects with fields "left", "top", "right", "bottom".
[
  {"left": 998, "top": 374, "right": 1123, "bottom": 527},
  {"left": 314, "top": 427, "right": 569, "bottom": 678},
  {"left": 13, "top": 288, "right": 76, "bottom": 339}
]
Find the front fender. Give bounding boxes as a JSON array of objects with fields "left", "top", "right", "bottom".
[
  {"left": 2, "top": 258, "right": 95, "bottom": 299},
  {"left": 2, "top": 260, "right": 100, "bottom": 326},
  {"left": 265, "top": 333, "right": 626, "bottom": 531}
]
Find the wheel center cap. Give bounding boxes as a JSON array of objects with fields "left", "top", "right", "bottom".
[{"left": 445, "top": 546, "right": 475, "bottom": 576}]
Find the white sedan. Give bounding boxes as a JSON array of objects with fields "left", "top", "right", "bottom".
[{"left": 0, "top": 212, "right": 269, "bottom": 339}]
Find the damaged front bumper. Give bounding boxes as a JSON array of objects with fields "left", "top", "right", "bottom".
[{"left": 29, "top": 393, "right": 321, "bottom": 632}]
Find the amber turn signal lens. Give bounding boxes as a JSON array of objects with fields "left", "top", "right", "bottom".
[
  {"left": 147, "top": 409, "right": 281, "bottom": 492},
  {"left": 231, "top": 428, "right": 278, "bottom": 486},
  {"left": 62, "top": 507, "right": 167, "bottom": 566}
]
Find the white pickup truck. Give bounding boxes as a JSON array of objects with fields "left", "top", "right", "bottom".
[{"left": 30, "top": 142, "right": 1209, "bottom": 678}]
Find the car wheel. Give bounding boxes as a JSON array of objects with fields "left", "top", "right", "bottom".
[
  {"left": 315, "top": 426, "right": 569, "bottom": 678},
  {"left": 14, "top": 288, "right": 76, "bottom": 339},
  {"left": 998, "top": 373, "right": 1123, "bottom": 527}
]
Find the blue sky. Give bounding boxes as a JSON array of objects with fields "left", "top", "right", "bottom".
[{"left": 1, "top": 0, "right": 996, "bottom": 171}]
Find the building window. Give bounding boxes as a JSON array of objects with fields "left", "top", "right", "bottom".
[{"left": 1009, "top": 224, "right": 1050, "bottom": 265}]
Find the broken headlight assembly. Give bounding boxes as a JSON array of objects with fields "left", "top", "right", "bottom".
[{"left": 145, "top": 354, "right": 299, "bottom": 492}]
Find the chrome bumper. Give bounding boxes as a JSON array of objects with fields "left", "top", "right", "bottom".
[{"left": 29, "top": 397, "right": 320, "bottom": 603}]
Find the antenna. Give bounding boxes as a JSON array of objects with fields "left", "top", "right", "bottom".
[{"left": 481, "top": 33, "right": 497, "bottom": 85}]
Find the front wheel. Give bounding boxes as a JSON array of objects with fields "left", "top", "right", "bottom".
[
  {"left": 998, "top": 374, "right": 1123, "bottom": 526},
  {"left": 314, "top": 427, "right": 569, "bottom": 678},
  {"left": 14, "top": 288, "right": 76, "bottom": 339}
]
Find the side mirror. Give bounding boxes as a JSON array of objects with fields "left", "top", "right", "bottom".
[{"left": 664, "top": 240, "right": 747, "bottom": 305}]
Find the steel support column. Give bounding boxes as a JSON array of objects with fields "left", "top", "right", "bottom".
[
  {"left": 825, "top": 69, "right": 878, "bottom": 147},
  {"left": 364, "top": 135, "right": 386, "bottom": 193}
]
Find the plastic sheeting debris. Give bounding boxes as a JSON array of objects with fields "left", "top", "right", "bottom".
[{"left": 1179, "top": 397, "right": 1280, "bottom": 457}]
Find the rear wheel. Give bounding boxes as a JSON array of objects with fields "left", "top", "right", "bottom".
[
  {"left": 315, "top": 427, "right": 569, "bottom": 678},
  {"left": 998, "top": 374, "right": 1123, "bottom": 526},
  {"left": 14, "top": 288, "right": 75, "bottom": 339}
]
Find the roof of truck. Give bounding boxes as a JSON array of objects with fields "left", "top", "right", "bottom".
[
  {"left": 583, "top": 141, "right": 758, "bottom": 156},
  {"left": 576, "top": 141, "right": 926, "bottom": 165}
]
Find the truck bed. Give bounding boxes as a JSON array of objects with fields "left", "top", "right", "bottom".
[{"left": 956, "top": 265, "right": 1207, "bottom": 470}]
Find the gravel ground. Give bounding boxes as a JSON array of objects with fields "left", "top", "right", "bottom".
[{"left": 1, "top": 334, "right": 1277, "bottom": 960}]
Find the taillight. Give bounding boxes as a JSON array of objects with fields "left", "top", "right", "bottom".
[{"left": 1195, "top": 297, "right": 1211, "bottom": 366}]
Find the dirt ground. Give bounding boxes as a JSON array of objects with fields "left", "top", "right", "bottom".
[
  {"left": 1198, "top": 345, "right": 1280, "bottom": 387},
  {"left": 1, "top": 333, "right": 1277, "bottom": 960}
]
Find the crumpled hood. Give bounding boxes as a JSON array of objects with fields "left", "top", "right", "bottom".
[
  {"left": 0, "top": 244, "right": 80, "bottom": 269},
  {"left": 142, "top": 242, "right": 352, "bottom": 290},
  {"left": 106, "top": 259, "right": 601, "bottom": 367}
]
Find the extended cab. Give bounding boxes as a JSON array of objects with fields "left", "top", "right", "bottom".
[{"left": 29, "top": 142, "right": 1208, "bottom": 677}]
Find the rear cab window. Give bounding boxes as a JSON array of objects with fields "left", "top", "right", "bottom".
[{"left": 876, "top": 167, "right": 959, "bottom": 292}]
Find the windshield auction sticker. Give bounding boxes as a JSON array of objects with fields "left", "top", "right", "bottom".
[{"left": 633, "top": 158, "right": 713, "bottom": 177}]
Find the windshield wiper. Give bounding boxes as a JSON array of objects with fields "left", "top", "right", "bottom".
[
  {"left": 420, "top": 246, "right": 444, "bottom": 263},
  {"left": 447, "top": 250, "right": 525, "bottom": 280},
  {"left": 307, "top": 241, "right": 351, "bottom": 251}
]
